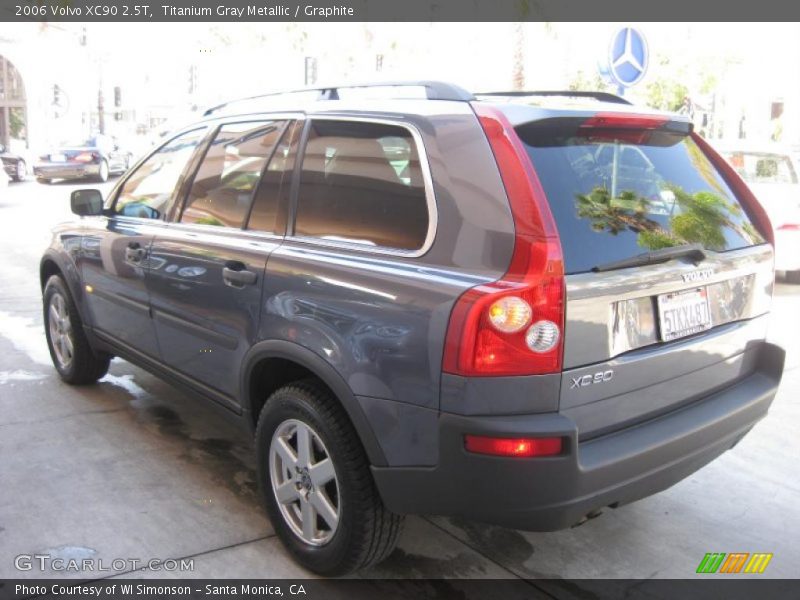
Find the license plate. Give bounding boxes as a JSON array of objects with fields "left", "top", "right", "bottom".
[
  {"left": 50, "top": 153, "right": 66, "bottom": 162},
  {"left": 657, "top": 287, "right": 712, "bottom": 342}
]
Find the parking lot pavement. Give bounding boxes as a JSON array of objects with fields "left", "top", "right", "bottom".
[{"left": 1, "top": 179, "right": 799, "bottom": 584}]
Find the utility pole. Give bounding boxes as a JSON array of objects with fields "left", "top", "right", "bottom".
[{"left": 97, "top": 88, "right": 105, "bottom": 134}]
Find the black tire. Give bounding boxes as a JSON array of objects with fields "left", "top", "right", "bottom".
[
  {"left": 43, "top": 275, "right": 110, "bottom": 384},
  {"left": 255, "top": 380, "right": 403, "bottom": 576},
  {"left": 786, "top": 270, "right": 800, "bottom": 285},
  {"left": 37, "top": 177, "right": 51, "bottom": 185}
]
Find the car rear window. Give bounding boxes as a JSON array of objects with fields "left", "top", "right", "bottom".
[{"left": 517, "top": 118, "right": 766, "bottom": 274}]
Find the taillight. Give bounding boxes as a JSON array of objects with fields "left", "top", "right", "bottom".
[
  {"left": 577, "top": 112, "right": 684, "bottom": 144},
  {"left": 74, "top": 152, "right": 95, "bottom": 163},
  {"left": 580, "top": 113, "right": 670, "bottom": 130},
  {"left": 464, "top": 434, "right": 563, "bottom": 457},
  {"left": 442, "top": 104, "right": 564, "bottom": 377},
  {"left": 691, "top": 133, "right": 774, "bottom": 246}
]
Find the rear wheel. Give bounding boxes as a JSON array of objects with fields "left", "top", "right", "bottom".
[
  {"left": 255, "top": 380, "right": 403, "bottom": 575},
  {"left": 96, "top": 160, "right": 109, "bottom": 183},
  {"left": 13, "top": 160, "right": 26, "bottom": 182},
  {"left": 43, "top": 275, "right": 110, "bottom": 384}
]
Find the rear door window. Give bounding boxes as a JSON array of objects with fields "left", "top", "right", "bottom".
[
  {"left": 247, "top": 120, "right": 300, "bottom": 235},
  {"left": 180, "top": 120, "right": 285, "bottom": 228},
  {"left": 294, "top": 119, "right": 429, "bottom": 251},
  {"left": 517, "top": 118, "right": 765, "bottom": 274}
]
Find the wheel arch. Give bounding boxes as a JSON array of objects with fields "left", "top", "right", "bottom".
[
  {"left": 40, "top": 251, "right": 89, "bottom": 324},
  {"left": 241, "top": 340, "right": 388, "bottom": 467}
]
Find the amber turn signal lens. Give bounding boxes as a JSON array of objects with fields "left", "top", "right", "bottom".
[{"left": 487, "top": 296, "right": 532, "bottom": 333}]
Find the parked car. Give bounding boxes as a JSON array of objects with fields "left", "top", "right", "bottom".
[
  {"left": 40, "top": 82, "right": 785, "bottom": 576},
  {"left": 34, "top": 134, "right": 132, "bottom": 184},
  {"left": 717, "top": 143, "right": 800, "bottom": 283},
  {"left": 0, "top": 143, "right": 28, "bottom": 181}
]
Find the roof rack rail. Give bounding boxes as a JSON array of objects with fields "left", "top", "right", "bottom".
[
  {"left": 475, "top": 90, "right": 632, "bottom": 105},
  {"left": 204, "top": 80, "right": 475, "bottom": 116}
]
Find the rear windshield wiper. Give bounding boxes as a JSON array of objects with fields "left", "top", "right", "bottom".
[{"left": 591, "top": 243, "right": 707, "bottom": 273}]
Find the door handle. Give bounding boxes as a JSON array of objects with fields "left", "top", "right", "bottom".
[
  {"left": 223, "top": 263, "right": 257, "bottom": 287},
  {"left": 125, "top": 242, "right": 146, "bottom": 262}
]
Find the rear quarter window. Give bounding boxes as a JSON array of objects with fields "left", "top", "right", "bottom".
[{"left": 518, "top": 118, "right": 765, "bottom": 274}]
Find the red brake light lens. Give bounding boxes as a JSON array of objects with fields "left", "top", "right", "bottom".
[
  {"left": 777, "top": 223, "right": 800, "bottom": 231},
  {"left": 442, "top": 105, "right": 564, "bottom": 377},
  {"left": 580, "top": 113, "right": 670, "bottom": 130},
  {"left": 578, "top": 113, "right": 674, "bottom": 144},
  {"left": 74, "top": 152, "right": 94, "bottom": 163},
  {"left": 464, "top": 435, "right": 563, "bottom": 457}
]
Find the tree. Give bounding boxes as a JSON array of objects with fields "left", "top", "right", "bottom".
[{"left": 569, "top": 70, "right": 613, "bottom": 93}]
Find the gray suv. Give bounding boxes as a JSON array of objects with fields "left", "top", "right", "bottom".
[{"left": 40, "top": 82, "right": 785, "bottom": 575}]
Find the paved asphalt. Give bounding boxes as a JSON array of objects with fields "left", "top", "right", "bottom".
[{"left": 0, "top": 177, "right": 798, "bottom": 587}]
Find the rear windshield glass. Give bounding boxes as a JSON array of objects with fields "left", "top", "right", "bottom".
[
  {"left": 724, "top": 151, "right": 798, "bottom": 185},
  {"left": 518, "top": 118, "right": 765, "bottom": 274}
]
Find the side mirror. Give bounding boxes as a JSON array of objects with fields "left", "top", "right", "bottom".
[{"left": 71, "top": 189, "right": 104, "bottom": 216}]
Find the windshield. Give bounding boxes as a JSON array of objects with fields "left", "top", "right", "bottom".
[{"left": 518, "top": 118, "right": 765, "bottom": 274}]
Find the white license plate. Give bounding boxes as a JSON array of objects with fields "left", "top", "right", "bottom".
[
  {"left": 50, "top": 153, "right": 66, "bottom": 162},
  {"left": 657, "top": 287, "right": 712, "bottom": 341}
]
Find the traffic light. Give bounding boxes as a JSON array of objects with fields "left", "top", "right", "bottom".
[
  {"left": 52, "top": 84, "right": 60, "bottom": 105},
  {"left": 114, "top": 86, "right": 121, "bottom": 107}
]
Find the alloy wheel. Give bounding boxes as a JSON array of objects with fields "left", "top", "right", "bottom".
[
  {"left": 48, "top": 292, "right": 74, "bottom": 368},
  {"left": 269, "top": 418, "right": 340, "bottom": 546}
]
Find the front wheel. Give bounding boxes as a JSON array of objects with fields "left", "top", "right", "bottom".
[
  {"left": 255, "top": 381, "right": 403, "bottom": 576},
  {"left": 43, "top": 275, "right": 110, "bottom": 384}
]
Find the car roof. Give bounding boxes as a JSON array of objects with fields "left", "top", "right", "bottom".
[{"left": 169, "top": 81, "right": 688, "bottom": 138}]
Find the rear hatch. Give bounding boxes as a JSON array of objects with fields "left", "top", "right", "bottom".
[{"left": 508, "top": 105, "right": 774, "bottom": 439}]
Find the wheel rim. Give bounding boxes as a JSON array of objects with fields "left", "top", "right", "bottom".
[
  {"left": 48, "top": 292, "right": 74, "bottom": 369},
  {"left": 16, "top": 161, "right": 25, "bottom": 179},
  {"left": 269, "top": 418, "right": 340, "bottom": 546}
]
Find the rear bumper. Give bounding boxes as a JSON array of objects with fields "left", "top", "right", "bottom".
[
  {"left": 33, "top": 163, "right": 99, "bottom": 179},
  {"left": 372, "top": 342, "right": 784, "bottom": 531}
]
